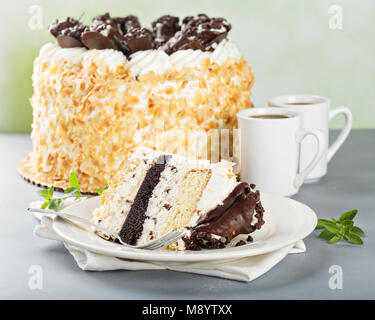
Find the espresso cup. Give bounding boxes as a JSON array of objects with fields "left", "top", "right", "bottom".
[
  {"left": 268, "top": 95, "right": 352, "bottom": 181},
  {"left": 237, "top": 108, "right": 326, "bottom": 197}
]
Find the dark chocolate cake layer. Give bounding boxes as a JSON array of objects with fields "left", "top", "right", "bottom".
[{"left": 119, "top": 155, "right": 171, "bottom": 244}]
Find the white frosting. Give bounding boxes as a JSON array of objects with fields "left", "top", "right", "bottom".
[
  {"left": 39, "top": 42, "right": 60, "bottom": 59},
  {"left": 193, "top": 161, "right": 238, "bottom": 225},
  {"left": 39, "top": 42, "right": 86, "bottom": 66},
  {"left": 38, "top": 38, "right": 243, "bottom": 76},
  {"left": 211, "top": 38, "right": 242, "bottom": 64},
  {"left": 128, "top": 49, "right": 171, "bottom": 76},
  {"left": 97, "top": 49, "right": 128, "bottom": 71},
  {"left": 169, "top": 49, "right": 211, "bottom": 68}
]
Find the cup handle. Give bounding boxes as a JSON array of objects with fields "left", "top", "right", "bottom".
[
  {"left": 294, "top": 128, "right": 327, "bottom": 188},
  {"left": 327, "top": 106, "right": 352, "bottom": 162}
]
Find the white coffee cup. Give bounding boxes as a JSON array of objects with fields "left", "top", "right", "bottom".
[
  {"left": 237, "top": 108, "right": 326, "bottom": 197},
  {"left": 268, "top": 95, "right": 352, "bottom": 181}
]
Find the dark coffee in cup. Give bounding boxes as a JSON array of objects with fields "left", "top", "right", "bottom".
[
  {"left": 285, "top": 102, "right": 314, "bottom": 105},
  {"left": 250, "top": 114, "right": 290, "bottom": 119}
]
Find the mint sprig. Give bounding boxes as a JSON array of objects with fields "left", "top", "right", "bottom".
[
  {"left": 97, "top": 185, "right": 109, "bottom": 195},
  {"left": 37, "top": 172, "right": 83, "bottom": 211},
  {"left": 65, "top": 172, "right": 81, "bottom": 199},
  {"left": 316, "top": 210, "right": 365, "bottom": 245}
]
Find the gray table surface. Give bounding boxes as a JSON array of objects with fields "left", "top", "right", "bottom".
[{"left": 0, "top": 131, "right": 374, "bottom": 300}]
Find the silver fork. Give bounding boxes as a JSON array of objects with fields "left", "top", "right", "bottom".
[{"left": 27, "top": 207, "right": 186, "bottom": 250}]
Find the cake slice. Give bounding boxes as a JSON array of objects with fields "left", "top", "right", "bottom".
[{"left": 92, "top": 147, "right": 264, "bottom": 250}]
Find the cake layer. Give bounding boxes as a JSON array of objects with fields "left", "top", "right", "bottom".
[
  {"left": 139, "top": 168, "right": 212, "bottom": 250},
  {"left": 119, "top": 155, "right": 171, "bottom": 245}
]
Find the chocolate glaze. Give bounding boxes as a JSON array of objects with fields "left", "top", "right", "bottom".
[
  {"left": 123, "top": 27, "right": 154, "bottom": 54},
  {"left": 49, "top": 17, "right": 88, "bottom": 48},
  {"left": 57, "top": 35, "right": 84, "bottom": 48},
  {"left": 195, "top": 184, "right": 256, "bottom": 240},
  {"left": 81, "top": 13, "right": 124, "bottom": 51},
  {"left": 81, "top": 30, "right": 118, "bottom": 50},
  {"left": 152, "top": 15, "right": 180, "bottom": 48},
  {"left": 197, "top": 182, "right": 250, "bottom": 225},
  {"left": 49, "top": 17, "right": 81, "bottom": 38},
  {"left": 119, "top": 15, "right": 141, "bottom": 34},
  {"left": 162, "top": 31, "right": 205, "bottom": 55},
  {"left": 183, "top": 183, "right": 265, "bottom": 250},
  {"left": 91, "top": 13, "right": 118, "bottom": 29}
]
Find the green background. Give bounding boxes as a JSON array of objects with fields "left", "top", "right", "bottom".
[{"left": 1, "top": 0, "right": 374, "bottom": 132}]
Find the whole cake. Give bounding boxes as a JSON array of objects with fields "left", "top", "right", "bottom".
[
  {"left": 92, "top": 147, "right": 264, "bottom": 250},
  {"left": 19, "top": 13, "right": 255, "bottom": 193}
]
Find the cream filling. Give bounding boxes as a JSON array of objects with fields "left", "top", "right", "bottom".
[
  {"left": 92, "top": 148, "right": 161, "bottom": 234},
  {"left": 194, "top": 161, "right": 238, "bottom": 226}
]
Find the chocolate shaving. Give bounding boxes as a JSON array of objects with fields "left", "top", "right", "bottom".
[
  {"left": 49, "top": 17, "right": 88, "bottom": 48},
  {"left": 81, "top": 13, "right": 127, "bottom": 51},
  {"left": 163, "top": 14, "right": 231, "bottom": 54},
  {"left": 123, "top": 27, "right": 153, "bottom": 54},
  {"left": 163, "top": 204, "right": 172, "bottom": 210},
  {"left": 81, "top": 30, "right": 118, "bottom": 50},
  {"left": 91, "top": 13, "right": 118, "bottom": 30},
  {"left": 118, "top": 15, "right": 141, "bottom": 34},
  {"left": 235, "top": 240, "right": 247, "bottom": 247},
  {"left": 152, "top": 15, "right": 180, "bottom": 48},
  {"left": 57, "top": 35, "right": 84, "bottom": 48}
]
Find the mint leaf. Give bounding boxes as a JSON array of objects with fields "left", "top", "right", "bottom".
[
  {"left": 97, "top": 185, "right": 109, "bottom": 196},
  {"left": 339, "top": 210, "right": 357, "bottom": 221},
  {"left": 37, "top": 189, "right": 51, "bottom": 200},
  {"left": 69, "top": 172, "right": 81, "bottom": 197},
  {"left": 41, "top": 201, "right": 49, "bottom": 209},
  {"left": 319, "top": 229, "right": 335, "bottom": 240},
  {"left": 320, "top": 221, "right": 340, "bottom": 234},
  {"left": 48, "top": 199, "right": 61, "bottom": 211},
  {"left": 64, "top": 187, "right": 79, "bottom": 196},
  {"left": 347, "top": 233, "right": 363, "bottom": 245},
  {"left": 329, "top": 234, "right": 342, "bottom": 244},
  {"left": 69, "top": 172, "right": 79, "bottom": 188},
  {"left": 341, "top": 220, "right": 354, "bottom": 227},
  {"left": 349, "top": 226, "right": 365, "bottom": 237},
  {"left": 316, "top": 219, "right": 330, "bottom": 229},
  {"left": 49, "top": 186, "right": 54, "bottom": 196},
  {"left": 69, "top": 172, "right": 81, "bottom": 191}
]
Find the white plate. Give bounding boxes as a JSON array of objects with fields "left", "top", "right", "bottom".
[{"left": 53, "top": 193, "right": 317, "bottom": 262}]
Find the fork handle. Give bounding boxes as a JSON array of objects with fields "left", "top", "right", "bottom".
[{"left": 27, "top": 207, "right": 120, "bottom": 241}]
